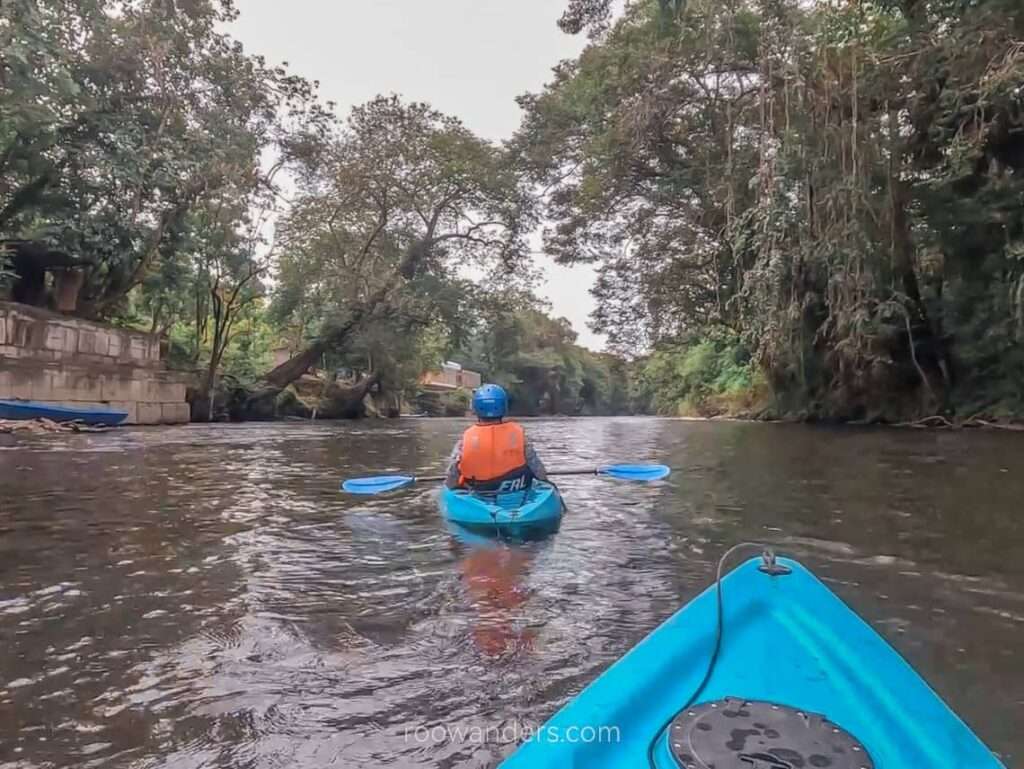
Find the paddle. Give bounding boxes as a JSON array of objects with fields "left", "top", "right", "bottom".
[{"left": 341, "top": 463, "right": 671, "bottom": 495}]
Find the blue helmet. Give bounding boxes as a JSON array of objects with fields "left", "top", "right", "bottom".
[{"left": 472, "top": 384, "right": 508, "bottom": 419}]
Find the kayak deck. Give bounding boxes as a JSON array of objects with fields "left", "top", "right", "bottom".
[
  {"left": 440, "top": 481, "right": 563, "bottom": 539},
  {"left": 500, "top": 556, "right": 1004, "bottom": 768}
]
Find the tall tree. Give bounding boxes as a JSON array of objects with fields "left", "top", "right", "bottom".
[
  {"left": 258, "top": 96, "right": 534, "bottom": 394},
  {"left": 0, "top": 0, "right": 327, "bottom": 317},
  {"left": 526, "top": 0, "right": 1024, "bottom": 420}
]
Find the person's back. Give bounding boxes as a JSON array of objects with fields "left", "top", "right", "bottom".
[{"left": 445, "top": 384, "right": 547, "bottom": 491}]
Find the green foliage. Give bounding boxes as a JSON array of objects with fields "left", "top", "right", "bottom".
[
  {"left": 1, "top": 0, "right": 328, "bottom": 318},
  {"left": 530, "top": 0, "right": 1024, "bottom": 421},
  {"left": 451, "top": 290, "right": 633, "bottom": 416},
  {"left": 440, "top": 389, "right": 472, "bottom": 417},
  {"left": 636, "top": 334, "right": 761, "bottom": 416},
  {"left": 218, "top": 309, "right": 274, "bottom": 388},
  {"left": 265, "top": 95, "right": 535, "bottom": 392}
]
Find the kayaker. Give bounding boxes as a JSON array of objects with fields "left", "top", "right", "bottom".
[{"left": 444, "top": 383, "right": 548, "bottom": 491}]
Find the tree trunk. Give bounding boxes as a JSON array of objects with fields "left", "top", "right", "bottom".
[
  {"left": 890, "top": 175, "right": 949, "bottom": 404},
  {"left": 236, "top": 234, "right": 433, "bottom": 422},
  {"left": 262, "top": 339, "right": 328, "bottom": 388},
  {"left": 207, "top": 375, "right": 216, "bottom": 423},
  {"left": 255, "top": 236, "right": 430, "bottom": 391},
  {"left": 317, "top": 372, "right": 381, "bottom": 419}
]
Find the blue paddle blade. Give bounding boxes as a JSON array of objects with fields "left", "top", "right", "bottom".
[
  {"left": 341, "top": 475, "right": 416, "bottom": 495},
  {"left": 598, "top": 463, "right": 671, "bottom": 482}
]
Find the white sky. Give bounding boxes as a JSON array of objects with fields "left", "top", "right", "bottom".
[{"left": 229, "top": 0, "right": 607, "bottom": 350}]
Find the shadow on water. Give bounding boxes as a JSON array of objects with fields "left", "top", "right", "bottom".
[{"left": 0, "top": 417, "right": 1020, "bottom": 767}]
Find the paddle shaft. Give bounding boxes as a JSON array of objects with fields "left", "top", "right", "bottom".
[
  {"left": 343, "top": 463, "right": 669, "bottom": 494},
  {"left": 413, "top": 468, "right": 602, "bottom": 483}
]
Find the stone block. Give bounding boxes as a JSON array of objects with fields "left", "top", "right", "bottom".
[
  {"left": 90, "top": 331, "right": 111, "bottom": 358},
  {"left": 0, "top": 344, "right": 21, "bottom": 360},
  {"left": 44, "top": 325, "right": 66, "bottom": 352},
  {"left": 9, "top": 317, "right": 31, "bottom": 347},
  {"left": 132, "top": 378, "right": 151, "bottom": 402},
  {"left": 107, "top": 334, "right": 123, "bottom": 358},
  {"left": 161, "top": 402, "right": 191, "bottom": 424},
  {"left": 28, "top": 369, "right": 55, "bottom": 400},
  {"left": 7, "top": 379, "right": 34, "bottom": 399},
  {"left": 2, "top": 367, "right": 36, "bottom": 399},
  {"left": 100, "top": 375, "right": 138, "bottom": 402},
  {"left": 144, "top": 379, "right": 185, "bottom": 403},
  {"left": 0, "top": 314, "right": 6, "bottom": 346},
  {"left": 62, "top": 326, "right": 79, "bottom": 354},
  {"left": 128, "top": 337, "right": 149, "bottom": 361},
  {"left": 67, "top": 372, "right": 104, "bottom": 401},
  {"left": 164, "top": 381, "right": 187, "bottom": 401},
  {"left": 140, "top": 377, "right": 160, "bottom": 401},
  {"left": 77, "top": 330, "right": 97, "bottom": 355},
  {"left": 75, "top": 353, "right": 108, "bottom": 367},
  {"left": 137, "top": 402, "right": 163, "bottom": 425},
  {"left": 48, "top": 368, "right": 69, "bottom": 391},
  {"left": 0, "top": 369, "right": 12, "bottom": 396}
]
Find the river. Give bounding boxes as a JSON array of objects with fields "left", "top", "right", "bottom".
[{"left": 0, "top": 418, "right": 1020, "bottom": 768}]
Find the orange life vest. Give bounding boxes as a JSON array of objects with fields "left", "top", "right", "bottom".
[{"left": 458, "top": 421, "right": 530, "bottom": 490}]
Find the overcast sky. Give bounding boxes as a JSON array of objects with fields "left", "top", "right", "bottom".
[{"left": 229, "top": 0, "right": 607, "bottom": 350}]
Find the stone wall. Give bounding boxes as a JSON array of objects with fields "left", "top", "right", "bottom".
[{"left": 0, "top": 302, "right": 190, "bottom": 424}]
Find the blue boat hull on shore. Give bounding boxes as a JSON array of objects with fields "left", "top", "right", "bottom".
[
  {"left": 500, "top": 556, "right": 1005, "bottom": 769},
  {"left": 0, "top": 399, "right": 128, "bottom": 426},
  {"left": 440, "top": 481, "right": 563, "bottom": 539}
]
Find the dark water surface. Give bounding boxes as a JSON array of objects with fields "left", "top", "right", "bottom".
[{"left": 0, "top": 418, "right": 1021, "bottom": 768}]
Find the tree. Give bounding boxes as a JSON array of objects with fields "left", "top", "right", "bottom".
[
  {"left": 202, "top": 262, "right": 266, "bottom": 421},
  {"left": 524, "top": 0, "right": 1024, "bottom": 420},
  {"left": 257, "top": 96, "right": 534, "bottom": 398},
  {"left": 516, "top": 0, "right": 763, "bottom": 352},
  {"left": 558, "top": 0, "right": 686, "bottom": 36},
  {"left": 453, "top": 289, "right": 632, "bottom": 416},
  {"left": 0, "top": 0, "right": 328, "bottom": 318}
]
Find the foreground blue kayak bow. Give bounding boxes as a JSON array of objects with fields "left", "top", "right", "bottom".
[
  {"left": 341, "top": 463, "right": 671, "bottom": 495},
  {"left": 499, "top": 554, "right": 1006, "bottom": 769}
]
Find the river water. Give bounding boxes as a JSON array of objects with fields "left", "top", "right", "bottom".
[{"left": 0, "top": 418, "right": 1020, "bottom": 768}]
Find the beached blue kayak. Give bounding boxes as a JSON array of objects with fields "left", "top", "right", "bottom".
[
  {"left": 500, "top": 555, "right": 1005, "bottom": 769},
  {"left": 439, "top": 481, "right": 563, "bottom": 538},
  {"left": 0, "top": 399, "right": 128, "bottom": 426}
]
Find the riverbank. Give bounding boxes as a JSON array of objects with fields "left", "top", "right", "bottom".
[{"left": 651, "top": 376, "right": 1024, "bottom": 431}]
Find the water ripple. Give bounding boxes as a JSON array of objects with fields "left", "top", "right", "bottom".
[{"left": 0, "top": 418, "right": 1020, "bottom": 767}]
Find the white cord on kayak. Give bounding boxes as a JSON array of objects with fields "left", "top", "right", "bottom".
[{"left": 646, "top": 542, "right": 781, "bottom": 768}]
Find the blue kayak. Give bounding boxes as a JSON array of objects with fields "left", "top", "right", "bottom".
[
  {"left": 0, "top": 399, "right": 128, "bottom": 426},
  {"left": 439, "top": 481, "right": 564, "bottom": 539},
  {"left": 500, "top": 555, "right": 1005, "bottom": 769}
]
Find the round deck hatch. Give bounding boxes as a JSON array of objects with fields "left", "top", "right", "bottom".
[{"left": 668, "top": 698, "right": 874, "bottom": 769}]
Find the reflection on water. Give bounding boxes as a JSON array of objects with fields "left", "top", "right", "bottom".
[
  {"left": 0, "top": 418, "right": 1021, "bottom": 768},
  {"left": 459, "top": 543, "right": 536, "bottom": 658}
]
